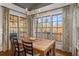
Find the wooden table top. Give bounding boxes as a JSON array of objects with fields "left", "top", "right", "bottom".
[{"left": 22, "top": 37, "right": 55, "bottom": 52}]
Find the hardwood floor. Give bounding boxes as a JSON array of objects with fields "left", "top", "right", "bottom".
[
  {"left": 56, "top": 49, "right": 72, "bottom": 56},
  {"left": 0, "top": 50, "right": 11, "bottom": 56},
  {"left": 0, "top": 49, "right": 72, "bottom": 56}
]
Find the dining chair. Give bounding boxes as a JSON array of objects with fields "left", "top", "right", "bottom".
[
  {"left": 13, "top": 37, "right": 24, "bottom": 56},
  {"left": 22, "top": 40, "right": 40, "bottom": 56}
]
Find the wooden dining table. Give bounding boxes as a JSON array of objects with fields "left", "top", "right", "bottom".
[{"left": 22, "top": 37, "right": 55, "bottom": 56}]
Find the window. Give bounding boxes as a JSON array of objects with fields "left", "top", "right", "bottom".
[
  {"left": 33, "top": 16, "right": 51, "bottom": 39},
  {"left": 33, "top": 19, "right": 37, "bottom": 37},
  {"left": 9, "top": 15, "right": 18, "bottom": 34},
  {"left": 52, "top": 14, "right": 63, "bottom": 41},
  {"left": 9, "top": 14, "right": 27, "bottom": 40},
  {"left": 33, "top": 14, "right": 63, "bottom": 41},
  {"left": 19, "top": 17, "right": 27, "bottom": 39}
]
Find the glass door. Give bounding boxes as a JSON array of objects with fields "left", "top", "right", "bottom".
[
  {"left": 19, "top": 17, "right": 27, "bottom": 40},
  {"left": 9, "top": 14, "right": 27, "bottom": 41},
  {"left": 9, "top": 15, "right": 18, "bottom": 40},
  {"left": 51, "top": 14, "right": 63, "bottom": 41}
]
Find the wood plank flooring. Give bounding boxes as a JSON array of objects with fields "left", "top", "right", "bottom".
[{"left": 0, "top": 49, "right": 72, "bottom": 56}]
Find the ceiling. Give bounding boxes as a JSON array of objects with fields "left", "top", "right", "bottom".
[{"left": 14, "top": 3, "right": 52, "bottom": 11}]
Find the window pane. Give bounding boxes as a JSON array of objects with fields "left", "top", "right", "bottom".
[
  {"left": 19, "top": 28, "right": 24, "bottom": 32},
  {"left": 43, "top": 17, "right": 47, "bottom": 22},
  {"left": 11, "top": 23, "right": 17, "bottom": 28},
  {"left": 10, "top": 15, "right": 16, "bottom": 22},
  {"left": 9, "top": 22, "right": 12, "bottom": 28},
  {"left": 52, "top": 15, "right": 57, "bottom": 22},
  {"left": 14, "top": 16, "right": 18, "bottom": 22},
  {"left": 47, "top": 16, "right": 51, "bottom": 27},
  {"left": 38, "top": 18, "right": 42, "bottom": 23},
  {"left": 47, "top": 16, "right": 51, "bottom": 23},
  {"left": 37, "top": 28, "right": 41, "bottom": 32},
  {"left": 19, "top": 22, "right": 24, "bottom": 27},
  {"left": 9, "top": 28, "right": 14, "bottom": 33},
  {"left": 42, "top": 28, "right": 46, "bottom": 32},
  {"left": 47, "top": 23, "right": 51, "bottom": 28},
  {"left": 43, "top": 23, "right": 47, "bottom": 27},
  {"left": 23, "top": 19, "right": 27, "bottom": 27},
  {"left": 32, "top": 14, "right": 63, "bottom": 40},
  {"left": 58, "top": 22, "right": 62, "bottom": 27},
  {"left": 53, "top": 22, "right": 57, "bottom": 27},
  {"left": 52, "top": 27, "right": 57, "bottom": 33},
  {"left": 14, "top": 28, "right": 18, "bottom": 33},
  {"left": 58, "top": 15, "right": 62, "bottom": 22},
  {"left": 58, "top": 28, "right": 62, "bottom": 33},
  {"left": 35, "top": 19, "right": 38, "bottom": 23},
  {"left": 19, "top": 17, "right": 25, "bottom": 27},
  {"left": 38, "top": 23, "right": 42, "bottom": 27},
  {"left": 46, "top": 27, "right": 50, "bottom": 32},
  {"left": 10, "top": 15, "right": 14, "bottom": 20}
]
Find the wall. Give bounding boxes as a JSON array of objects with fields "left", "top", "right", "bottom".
[
  {"left": 9, "top": 10, "right": 26, "bottom": 18},
  {"left": 0, "top": 6, "right": 3, "bottom": 51},
  {"left": 0, "top": 3, "right": 26, "bottom": 14},
  {"left": 77, "top": 8, "right": 79, "bottom": 27},
  {"left": 0, "top": 4, "right": 26, "bottom": 51},
  {"left": 77, "top": 4, "right": 79, "bottom": 55},
  {"left": 34, "top": 8, "right": 62, "bottom": 18},
  {"left": 30, "top": 3, "right": 72, "bottom": 15}
]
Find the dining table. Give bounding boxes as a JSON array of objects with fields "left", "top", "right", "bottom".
[{"left": 22, "top": 37, "right": 55, "bottom": 56}]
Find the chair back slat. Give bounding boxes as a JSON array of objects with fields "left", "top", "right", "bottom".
[
  {"left": 13, "top": 38, "right": 19, "bottom": 51},
  {"left": 22, "top": 40, "right": 33, "bottom": 56}
]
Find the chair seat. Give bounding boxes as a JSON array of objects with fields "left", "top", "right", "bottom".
[
  {"left": 26, "top": 52, "right": 40, "bottom": 56},
  {"left": 16, "top": 48, "right": 24, "bottom": 52},
  {"left": 33, "top": 52, "right": 40, "bottom": 56}
]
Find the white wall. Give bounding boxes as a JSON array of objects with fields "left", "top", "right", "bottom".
[
  {"left": 0, "top": 3, "right": 26, "bottom": 14},
  {"left": 77, "top": 4, "right": 79, "bottom": 54},
  {"left": 76, "top": 4, "right": 79, "bottom": 50},
  {"left": 30, "top": 3, "right": 72, "bottom": 15},
  {"left": 10, "top": 10, "right": 26, "bottom": 18},
  {"left": 0, "top": 6, "right": 3, "bottom": 51},
  {"left": 34, "top": 8, "right": 62, "bottom": 18}
]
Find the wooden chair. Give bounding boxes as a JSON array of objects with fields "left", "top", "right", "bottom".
[
  {"left": 13, "top": 37, "right": 24, "bottom": 56},
  {"left": 22, "top": 40, "right": 40, "bottom": 56}
]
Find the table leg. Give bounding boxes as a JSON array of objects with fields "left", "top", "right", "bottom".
[
  {"left": 40, "top": 51, "right": 47, "bottom": 56},
  {"left": 51, "top": 42, "right": 55, "bottom": 56},
  {"left": 53, "top": 42, "right": 55, "bottom": 56}
]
